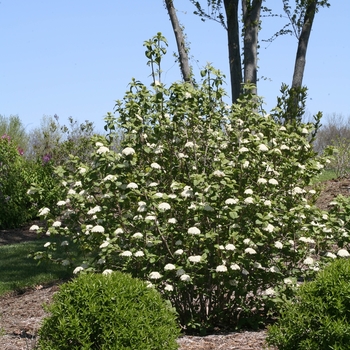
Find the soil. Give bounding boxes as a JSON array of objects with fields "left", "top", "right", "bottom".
[{"left": 0, "top": 177, "right": 349, "bottom": 350}]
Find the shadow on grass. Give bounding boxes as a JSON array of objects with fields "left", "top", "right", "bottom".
[{"left": 0, "top": 238, "right": 73, "bottom": 296}]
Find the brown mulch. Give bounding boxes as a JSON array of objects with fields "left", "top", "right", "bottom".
[{"left": 0, "top": 177, "right": 348, "bottom": 350}]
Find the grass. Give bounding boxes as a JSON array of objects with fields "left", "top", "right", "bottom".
[
  {"left": 312, "top": 168, "right": 337, "bottom": 183},
  {"left": 0, "top": 237, "right": 73, "bottom": 296}
]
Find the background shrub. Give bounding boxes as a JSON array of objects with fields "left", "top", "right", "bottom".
[
  {"left": 38, "top": 271, "right": 180, "bottom": 350},
  {"left": 0, "top": 134, "right": 32, "bottom": 228},
  {"left": 266, "top": 258, "right": 350, "bottom": 350}
]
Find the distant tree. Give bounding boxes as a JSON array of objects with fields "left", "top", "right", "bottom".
[{"left": 0, "top": 114, "right": 29, "bottom": 150}]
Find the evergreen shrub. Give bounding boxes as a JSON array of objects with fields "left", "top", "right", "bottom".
[
  {"left": 267, "top": 258, "right": 350, "bottom": 350},
  {"left": 38, "top": 271, "right": 180, "bottom": 350}
]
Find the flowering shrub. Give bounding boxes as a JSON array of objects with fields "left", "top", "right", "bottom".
[
  {"left": 32, "top": 34, "right": 350, "bottom": 332},
  {"left": 38, "top": 271, "right": 180, "bottom": 350},
  {"left": 0, "top": 134, "right": 32, "bottom": 228}
]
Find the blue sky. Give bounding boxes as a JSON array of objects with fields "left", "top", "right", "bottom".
[{"left": 1, "top": 1, "right": 349, "bottom": 132}]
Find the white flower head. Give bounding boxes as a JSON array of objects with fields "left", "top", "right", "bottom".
[
  {"left": 225, "top": 244, "right": 236, "bottom": 251},
  {"left": 174, "top": 249, "right": 184, "bottom": 255},
  {"left": 122, "top": 147, "right": 135, "bottom": 156},
  {"left": 257, "top": 178, "right": 267, "bottom": 184},
  {"left": 78, "top": 167, "right": 87, "bottom": 174},
  {"left": 243, "top": 238, "right": 251, "bottom": 245},
  {"left": 216, "top": 265, "right": 228, "bottom": 272},
  {"left": 168, "top": 218, "right": 177, "bottom": 224},
  {"left": 258, "top": 144, "right": 269, "bottom": 152},
  {"left": 73, "top": 266, "right": 84, "bottom": 274},
  {"left": 102, "top": 269, "right": 113, "bottom": 275},
  {"left": 145, "top": 215, "right": 157, "bottom": 221},
  {"left": 274, "top": 241, "right": 283, "bottom": 249},
  {"left": 120, "top": 250, "right": 132, "bottom": 257},
  {"left": 126, "top": 182, "right": 138, "bottom": 189},
  {"left": 151, "top": 162, "right": 161, "bottom": 169},
  {"left": 303, "top": 257, "right": 314, "bottom": 265},
  {"left": 230, "top": 263, "right": 240, "bottom": 270},
  {"left": 164, "top": 284, "right": 174, "bottom": 291},
  {"left": 103, "top": 175, "right": 117, "bottom": 182},
  {"left": 114, "top": 228, "right": 123, "bottom": 235},
  {"left": 188, "top": 255, "right": 201, "bottom": 263},
  {"left": 91, "top": 225, "right": 105, "bottom": 233},
  {"left": 38, "top": 207, "right": 50, "bottom": 216},
  {"left": 264, "top": 224, "right": 275, "bottom": 233},
  {"left": 44, "top": 242, "right": 51, "bottom": 248},
  {"left": 244, "top": 197, "right": 254, "bottom": 204},
  {"left": 178, "top": 152, "right": 188, "bottom": 159},
  {"left": 239, "top": 147, "right": 249, "bottom": 153},
  {"left": 29, "top": 225, "right": 40, "bottom": 231},
  {"left": 244, "top": 189, "right": 253, "bottom": 195},
  {"left": 291, "top": 187, "right": 306, "bottom": 195},
  {"left": 225, "top": 198, "right": 238, "bottom": 205},
  {"left": 268, "top": 179, "right": 278, "bottom": 185},
  {"left": 96, "top": 146, "right": 109, "bottom": 154},
  {"left": 265, "top": 288, "right": 275, "bottom": 296},
  {"left": 263, "top": 200, "right": 272, "bottom": 206},
  {"left": 149, "top": 271, "right": 162, "bottom": 279},
  {"left": 213, "top": 170, "right": 225, "bottom": 177},
  {"left": 132, "top": 232, "right": 143, "bottom": 239},
  {"left": 243, "top": 160, "right": 250, "bottom": 168},
  {"left": 184, "top": 141, "right": 195, "bottom": 148},
  {"left": 253, "top": 262, "right": 263, "bottom": 269},
  {"left": 87, "top": 206, "right": 101, "bottom": 215},
  {"left": 245, "top": 247, "right": 257, "bottom": 254},
  {"left": 188, "top": 227, "right": 201, "bottom": 235},
  {"left": 181, "top": 186, "right": 193, "bottom": 198},
  {"left": 180, "top": 274, "right": 191, "bottom": 282},
  {"left": 337, "top": 249, "right": 350, "bottom": 257},
  {"left": 325, "top": 252, "right": 337, "bottom": 259},
  {"left": 134, "top": 251, "right": 144, "bottom": 257},
  {"left": 148, "top": 182, "right": 158, "bottom": 187},
  {"left": 164, "top": 263, "right": 176, "bottom": 271},
  {"left": 57, "top": 200, "right": 67, "bottom": 206},
  {"left": 158, "top": 202, "right": 171, "bottom": 211}
]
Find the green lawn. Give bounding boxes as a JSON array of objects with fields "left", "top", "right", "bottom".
[
  {"left": 0, "top": 238, "right": 73, "bottom": 296},
  {"left": 313, "top": 169, "right": 337, "bottom": 183}
]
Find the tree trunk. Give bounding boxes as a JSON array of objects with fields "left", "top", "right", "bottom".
[
  {"left": 242, "top": 0, "right": 262, "bottom": 95},
  {"left": 165, "top": 0, "right": 192, "bottom": 83},
  {"left": 291, "top": 0, "right": 318, "bottom": 88},
  {"left": 223, "top": 0, "right": 242, "bottom": 103}
]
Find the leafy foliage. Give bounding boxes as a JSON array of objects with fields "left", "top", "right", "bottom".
[
  {"left": 31, "top": 34, "right": 350, "bottom": 332},
  {"left": 38, "top": 271, "right": 180, "bottom": 350},
  {"left": 0, "top": 134, "right": 32, "bottom": 228},
  {"left": 267, "top": 258, "right": 350, "bottom": 350}
]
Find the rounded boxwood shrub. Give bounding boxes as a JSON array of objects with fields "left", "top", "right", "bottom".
[
  {"left": 38, "top": 271, "right": 180, "bottom": 350},
  {"left": 266, "top": 258, "right": 350, "bottom": 350}
]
